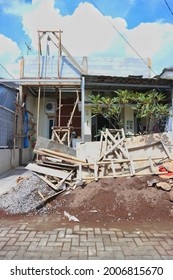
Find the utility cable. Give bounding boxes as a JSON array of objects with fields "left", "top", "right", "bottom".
[
  {"left": 90, "top": 0, "right": 158, "bottom": 76},
  {"left": 159, "top": 0, "right": 173, "bottom": 21},
  {"left": 0, "top": 63, "right": 15, "bottom": 79},
  {"left": 163, "top": 0, "right": 173, "bottom": 18}
]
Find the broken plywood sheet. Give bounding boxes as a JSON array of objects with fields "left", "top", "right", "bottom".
[
  {"left": 34, "top": 136, "right": 76, "bottom": 157},
  {"left": 125, "top": 132, "right": 173, "bottom": 148},
  {"left": 125, "top": 133, "right": 173, "bottom": 160},
  {"left": 76, "top": 141, "right": 106, "bottom": 163},
  {"left": 25, "top": 163, "right": 72, "bottom": 180}
]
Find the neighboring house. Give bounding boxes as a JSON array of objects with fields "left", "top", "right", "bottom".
[
  {"left": 1, "top": 31, "right": 173, "bottom": 168},
  {"left": 0, "top": 81, "right": 19, "bottom": 175}
]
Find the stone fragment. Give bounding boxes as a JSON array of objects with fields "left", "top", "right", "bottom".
[{"left": 156, "top": 182, "right": 172, "bottom": 191}]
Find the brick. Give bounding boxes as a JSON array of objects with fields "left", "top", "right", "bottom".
[
  {"left": 25, "top": 238, "right": 40, "bottom": 242},
  {"left": 8, "top": 228, "right": 18, "bottom": 234},
  {"left": 159, "top": 241, "right": 170, "bottom": 250},
  {"left": 61, "top": 251, "right": 78, "bottom": 258},
  {"left": 48, "top": 235, "right": 57, "bottom": 242},
  {"left": 96, "top": 241, "right": 105, "bottom": 251},
  {"left": 81, "top": 228, "right": 94, "bottom": 231},
  {"left": 94, "top": 228, "right": 101, "bottom": 235},
  {"left": 116, "top": 231, "right": 124, "bottom": 238},
  {"left": 105, "top": 245, "right": 122, "bottom": 251},
  {"left": 166, "top": 250, "right": 173, "bottom": 256},
  {"left": 66, "top": 228, "right": 73, "bottom": 234},
  {"left": 6, "top": 238, "right": 17, "bottom": 246},
  {"left": 88, "top": 247, "right": 96, "bottom": 256},
  {"left": 15, "top": 241, "right": 30, "bottom": 247},
  {"left": 72, "top": 238, "right": 79, "bottom": 246},
  {"left": 58, "top": 231, "right": 66, "bottom": 238},
  {"left": 41, "top": 252, "right": 52, "bottom": 259},
  {"left": 19, "top": 225, "right": 27, "bottom": 230},
  {"left": 0, "top": 250, "right": 7, "bottom": 257},
  {"left": 119, "top": 237, "right": 134, "bottom": 242},
  {"left": 35, "top": 246, "right": 53, "bottom": 252},
  {"left": 3, "top": 245, "right": 19, "bottom": 251},
  {"left": 79, "top": 251, "right": 88, "bottom": 259},
  {"left": 27, "top": 241, "right": 39, "bottom": 251},
  {"left": 5, "top": 251, "right": 17, "bottom": 259},
  {"left": 28, "top": 231, "right": 37, "bottom": 238},
  {"left": 155, "top": 245, "right": 167, "bottom": 255},
  {"left": 47, "top": 242, "right": 63, "bottom": 247},
  {"left": 73, "top": 225, "right": 80, "bottom": 232},
  {"left": 80, "top": 241, "right": 95, "bottom": 247},
  {"left": 134, "top": 237, "right": 144, "bottom": 246},
  {"left": 62, "top": 242, "right": 71, "bottom": 251},
  {"left": 102, "top": 237, "right": 112, "bottom": 246},
  {"left": 0, "top": 237, "right": 9, "bottom": 242},
  {"left": 0, "top": 241, "right": 6, "bottom": 250},
  {"left": 17, "top": 233, "right": 28, "bottom": 242},
  {"left": 38, "top": 238, "right": 48, "bottom": 247},
  {"left": 71, "top": 246, "right": 87, "bottom": 252}
]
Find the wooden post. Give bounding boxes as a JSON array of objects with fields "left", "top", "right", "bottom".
[
  {"left": 20, "top": 57, "right": 24, "bottom": 78},
  {"left": 57, "top": 30, "right": 62, "bottom": 78},
  {"left": 38, "top": 30, "right": 41, "bottom": 78}
]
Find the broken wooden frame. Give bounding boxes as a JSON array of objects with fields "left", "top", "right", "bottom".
[
  {"left": 77, "top": 157, "right": 169, "bottom": 181},
  {"left": 51, "top": 89, "right": 80, "bottom": 146}
]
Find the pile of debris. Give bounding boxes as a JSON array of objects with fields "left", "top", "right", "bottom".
[{"left": 24, "top": 129, "right": 173, "bottom": 209}]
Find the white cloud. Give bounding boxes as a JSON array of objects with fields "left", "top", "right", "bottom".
[
  {"left": 0, "top": 0, "right": 32, "bottom": 17},
  {"left": 0, "top": 34, "right": 21, "bottom": 78},
  {"left": 1, "top": 0, "right": 173, "bottom": 75}
]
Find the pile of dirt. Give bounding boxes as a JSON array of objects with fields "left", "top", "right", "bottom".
[{"left": 0, "top": 174, "right": 173, "bottom": 226}]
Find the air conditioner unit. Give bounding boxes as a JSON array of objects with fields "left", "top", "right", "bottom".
[{"left": 45, "top": 100, "right": 56, "bottom": 114}]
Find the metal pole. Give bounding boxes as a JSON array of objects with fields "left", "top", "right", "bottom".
[
  {"left": 37, "top": 86, "right": 41, "bottom": 139},
  {"left": 58, "top": 88, "right": 61, "bottom": 127},
  {"left": 171, "top": 87, "right": 173, "bottom": 135},
  {"left": 81, "top": 76, "right": 85, "bottom": 141}
]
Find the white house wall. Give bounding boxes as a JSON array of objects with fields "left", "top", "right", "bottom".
[{"left": 0, "top": 149, "right": 19, "bottom": 176}]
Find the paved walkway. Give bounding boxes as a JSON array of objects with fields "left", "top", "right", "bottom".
[
  {"left": 0, "top": 219, "right": 173, "bottom": 260},
  {"left": 0, "top": 167, "right": 173, "bottom": 260}
]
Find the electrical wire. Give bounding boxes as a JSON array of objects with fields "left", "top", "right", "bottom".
[
  {"left": 163, "top": 0, "right": 173, "bottom": 18},
  {"left": 90, "top": 0, "right": 158, "bottom": 76},
  {"left": 0, "top": 63, "right": 15, "bottom": 79},
  {"left": 159, "top": 0, "right": 173, "bottom": 22}
]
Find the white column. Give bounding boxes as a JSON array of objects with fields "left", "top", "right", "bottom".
[{"left": 81, "top": 76, "right": 85, "bottom": 141}]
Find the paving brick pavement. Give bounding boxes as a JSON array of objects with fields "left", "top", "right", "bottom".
[{"left": 0, "top": 220, "right": 173, "bottom": 260}]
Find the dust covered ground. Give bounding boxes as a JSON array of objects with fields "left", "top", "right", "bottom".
[{"left": 0, "top": 174, "right": 173, "bottom": 227}]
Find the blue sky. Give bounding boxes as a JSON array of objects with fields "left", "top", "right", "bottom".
[{"left": 0, "top": 0, "right": 173, "bottom": 77}]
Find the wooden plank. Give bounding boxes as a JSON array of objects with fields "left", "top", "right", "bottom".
[
  {"left": 111, "top": 160, "right": 116, "bottom": 178},
  {"left": 127, "top": 141, "right": 161, "bottom": 150},
  {"left": 55, "top": 169, "right": 75, "bottom": 190},
  {"left": 35, "top": 149, "right": 81, "bottom": 165},
  {"left": 36, "top": 189, "right": 65, "bottom": 209},
  {"left": 129, "top": 159, "right": 135, "bottom": 175},
  {"left": 40, "top": 148, "right": 86, "bottom": 163},
  {"left": 37, "top": 161, "right": 75, "bottom": 171},
  {"left": 94, "top": 162, "right": 98, "bottom": 181},
  {"left": 25, "top": 163, "right": 72, "bottom": 180},
  {"left": 161, "top": 141, "right": 173, "bottom": 160},
  {"left": 148, "top": 158, "right": 155, "bottom": 173},
  {"left": 34, "top": 173, "right": 60, "bottom": 191}
]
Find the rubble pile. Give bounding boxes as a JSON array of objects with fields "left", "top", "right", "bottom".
[{"left": 1, "top": 129, "right": 173, "bottom": 225}]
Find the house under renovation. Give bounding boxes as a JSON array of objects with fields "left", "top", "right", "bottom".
[{"left": 1, "top": 30, "right": 173, "bottom": 173}]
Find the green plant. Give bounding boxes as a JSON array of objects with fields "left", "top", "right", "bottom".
[{"left": 89, "top": 89, "right": 170, "bottom": 133}]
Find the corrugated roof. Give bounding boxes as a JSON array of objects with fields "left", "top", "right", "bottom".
[{"left": 84, "top": 75, "right": 173, "bottom": 91}]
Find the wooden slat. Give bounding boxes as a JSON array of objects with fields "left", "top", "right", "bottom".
[{"left": 25, "top": 163, "right": 72, "bottom": 180}]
